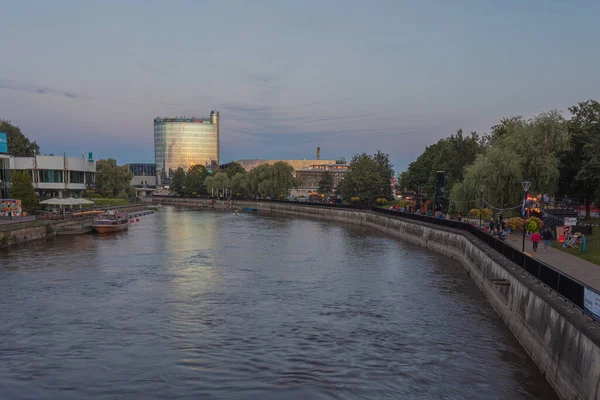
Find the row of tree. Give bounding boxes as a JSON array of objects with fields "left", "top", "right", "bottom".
[
  {"left": 399, "top": 100, "right": 600, "bottom": 217},
  {"left": 170, "top": 161, "right": 297, "bottom": 199}
]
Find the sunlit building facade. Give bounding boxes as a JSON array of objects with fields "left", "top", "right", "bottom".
[{"left": 154, "top": 111, "right": 219, "bottom": 183}]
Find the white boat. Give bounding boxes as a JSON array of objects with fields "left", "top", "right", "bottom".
[{"left": 92, "top": 211, "right": 130, "bottom": 233}]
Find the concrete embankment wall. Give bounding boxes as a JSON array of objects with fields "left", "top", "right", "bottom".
[
  {"left": 0, "top": 204, "right": 151, "bottom": 248},
  {"left": 156, "top": 197, "right": 600, "bottom": 400}
]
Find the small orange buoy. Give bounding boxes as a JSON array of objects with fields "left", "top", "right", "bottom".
[
  {"left": 130, "top": 219, "right": 134, "bottom": 223},
  {"left": 136, "top": 218, "right": 139, "bottom": 222}
]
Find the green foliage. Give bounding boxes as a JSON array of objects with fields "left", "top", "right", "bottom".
[
  {"left": 96, "top": 159, "right": 134, "bottom": 197},
  {"left": 9, "top": 170, "right": 38, "bottom": 211},
  {"left": 171, "top": 166, "right": 185, "bottom": 195},
  {"left": 526, "top": 216, "right": 544, "bottom": 232},
  {"left": 0, "top": 119, "right": 40, "bottom": 156},
  {"left": 449, "top": 110, "right": 568, "bottom": 210},
  {"left": 184, "top": 164, "right": 209, "bottom": 195},
  {"left": 558, "top": 100, "right": 600, "bottom": 217},
  {"left": 224, "top": 162, "right": 246, "bottom": 178},
  {"left": 399, "top": 130, "right": 483, "bottom": 205},
  {"left": 243, "top": 162, "right": 296, "bottom": 198},
  {"left": 376, "top": 198, "right": 387, "bottom": 205},
  {"left": 338, "top": 152, "right": 394, "bottom": 206},
  {"left": 468, "top": 208, "right": 492, "bottom": 218},
  {"left": 317, "top": 172, "right": 335, "bottom": 195},
  {"left": 90, "top": 192, "right": 103, "bottom": 198},
  {"left": 117, "top": 190, "right": 129, "bottom": 200},
  {"left": 506, "top": 217, "right": 524, "bottom": 231},
  {"left": 106, "top": 193, "right": 115, "bottom": 199}
]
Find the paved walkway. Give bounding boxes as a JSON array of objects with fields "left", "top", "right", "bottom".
[{"left": 504, "top": 233, "right": 600, "bottom": 292}]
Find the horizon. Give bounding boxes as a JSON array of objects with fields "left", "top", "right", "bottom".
[{"left": 1, "top": 0, "right": 599, "bottom": 173}]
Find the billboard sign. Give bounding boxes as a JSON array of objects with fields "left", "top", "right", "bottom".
[
  {"left": 0, "top": 132, "right": 7, "bottom": 154},
  {"left": 564, "top": 217, "right": 577, "bottom": 226},
  {"left": 0, "top": 199, "right": 22, "bottom": 217}
]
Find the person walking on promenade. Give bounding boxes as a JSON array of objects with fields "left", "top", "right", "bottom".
[
  {"left": 542, "top": 228, "right": 553, "bottom": 252},
  {"left": 489, "top": 217, "right": 495, "bottom": 232},
  {"left": 531, "top": 231, "right": 541, "bottom": 252}
]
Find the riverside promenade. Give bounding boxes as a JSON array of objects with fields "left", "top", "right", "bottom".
[{"left": 506, "top": 234, "right": 600, "bottom": 292}]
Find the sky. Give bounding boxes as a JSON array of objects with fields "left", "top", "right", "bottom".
[{"left": 1, "top": 0, "right": 599, "bottom": 173}]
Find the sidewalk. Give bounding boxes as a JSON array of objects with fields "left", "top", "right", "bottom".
[{"left": 505, "top": 234, "right": 600, "bottom": 292}]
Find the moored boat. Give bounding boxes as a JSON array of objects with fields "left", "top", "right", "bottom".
[{"left": 92, "top": 211, "right": 130, "bottom": 233}]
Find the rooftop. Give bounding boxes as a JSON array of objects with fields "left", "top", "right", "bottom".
[{"left": 154, "top": 117, "right": 211, "bottom": 124}]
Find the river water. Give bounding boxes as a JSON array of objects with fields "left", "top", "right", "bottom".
[{"left": 0, "top": 207, "right": 557, "bottom": 399}]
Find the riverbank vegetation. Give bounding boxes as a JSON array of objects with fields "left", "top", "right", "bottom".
[
  {"left": 399, "top": 99, "right": 600, "bottom": 217},
  {"left": 169, "top": 161, "right": 297, "bottom": 199},
  {"left": 337, "top": 152, "right": 394, "bottom": 206}
]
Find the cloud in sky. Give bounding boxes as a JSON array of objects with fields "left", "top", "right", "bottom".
[
  {"left": 0, "top": 79, "right": 92, "bottom": 100},
  {"left": 1, "top": 0, "right": 600, "bottom": 173}
]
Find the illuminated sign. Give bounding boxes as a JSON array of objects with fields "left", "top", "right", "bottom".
[{"left": 0, "top": 132, "right": 7, "bottom": 154}]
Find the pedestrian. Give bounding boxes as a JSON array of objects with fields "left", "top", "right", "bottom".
[
  {"left": 542, "top": 228, "right": 553, "bottom": 252},
  {"left": 531, "top": 231, "right": 541, "bottom": 252},
  {"left": 489, "top": 217, "right": 495, "bottom": 232}
]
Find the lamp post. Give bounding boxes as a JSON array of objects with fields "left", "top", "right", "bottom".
[
  {"left": 479, "top": 184, "right": 485, "bottom": 229},
  {"left": 521, "top": 181, "right": 531, "bottom": 253}
]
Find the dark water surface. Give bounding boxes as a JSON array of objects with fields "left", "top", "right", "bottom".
[{"left": 0, "top": 207, "right": 557, "bottom": 399}]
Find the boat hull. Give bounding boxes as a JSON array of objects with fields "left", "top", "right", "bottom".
[{"left": 92, "top": 223, "right": 129, "bottom": 233}]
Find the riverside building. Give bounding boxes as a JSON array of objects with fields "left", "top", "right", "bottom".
[
  {"left": 154, "top": 111, "right": 219, "bottom": 184},
  {"left": 0, "top": 153, "right": 96, "bottom": 199}
]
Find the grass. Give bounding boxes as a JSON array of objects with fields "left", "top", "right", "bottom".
[{"left": 552, "top": 219, "right": 600, "bottom": 266}]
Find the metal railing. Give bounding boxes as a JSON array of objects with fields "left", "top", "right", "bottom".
[{"left": 261, "top": 199, "right": 598, "bottom": 319}]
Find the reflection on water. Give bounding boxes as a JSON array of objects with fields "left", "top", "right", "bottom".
[{"left": 0, "top": 206, "right": 557, "bottom": 399}]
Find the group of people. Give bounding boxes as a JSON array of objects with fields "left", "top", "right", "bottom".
[{"left": 529, "top": 228, "right": 553, "bottom": 252}]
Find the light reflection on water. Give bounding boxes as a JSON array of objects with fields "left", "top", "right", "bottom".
[{"left": 0, "top": 206, "right": 557, "bottom": 399}]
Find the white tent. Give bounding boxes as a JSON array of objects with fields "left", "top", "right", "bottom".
[{"left": 39, "top": 198, "right": 95, "bottom": 206}]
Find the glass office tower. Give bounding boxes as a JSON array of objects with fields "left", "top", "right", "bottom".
[{"left": 154, "top": 110, "right": 219, "bottom": 184}]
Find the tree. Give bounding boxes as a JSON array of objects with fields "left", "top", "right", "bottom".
[
  {"left": 0, "top": 120, "right": 40, "bottom": 156},
  {"left": 10, "top": 171, "right": 38, "bottom": 211},
  {"left": 95, "top": 159, "right": 134, "bottom": 197},
  {"left": 231, "top": 172, "right": 247, "bottom": 198},
  {"left": 171, "top": 166, "right": 185, "bottom": 195},
  {"left": 373, "top": 151, "right": 394, "bottom": 199},
  {"left": 242, "top": 162, "right": 296, "bottom": 198},
  {"left": 212, "top": 172, "right": 231, "bottom": 196},
  {"left": 224, "top": 162, "right": 246, "bottom": 178},
  {"left": 559, "top": 100, "right": 600, "bottom": 217},
  {"left": 317, "top": 172, "right": 335, "bottom": 195},
  {"left": 338, "top": 153, "right": 389, "bottom": 206},
  {"left": 184, "top": 164, "right": 209, "bottom": 195}
]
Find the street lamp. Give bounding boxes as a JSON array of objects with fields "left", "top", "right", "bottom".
[
  {"left": 521, "top": 181, "right": 531, "bottom": 253},
  {"left": 479, "top": 184, "right": 485, "bottom": 229}
]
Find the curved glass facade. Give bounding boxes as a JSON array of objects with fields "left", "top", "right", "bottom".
[{"left": 154, "top": 111, "right": 219, "bottom": 182}]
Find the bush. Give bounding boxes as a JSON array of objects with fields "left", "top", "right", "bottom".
[
  {"left": 469, "top": 208, "right": 492, "bottom": 218},
  {"left": 376, "top": 198, "right": 388, "bottom": 205},
  {"left": 106, "top": 193, "right": 115, "bottom": 199},
  {"left": 506, "top": 217, "right": 525, "bottom": 231},
  {"left": 525, "top": 216, "right": 544, "bottom": 233},
  {"left": 90, "top": 193, "right": 103, "bottom": 198},
  {"left": 351, "top": 196, "right": 360, "bottom": 203},
  {"left": 117, "top": 191, "right": 129, "bottom": 200}
]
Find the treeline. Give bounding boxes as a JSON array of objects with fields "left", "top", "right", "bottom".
[
  {"left": 399, "top": 100, "right": 600, "bottom": 217},
  {"left": 171, "top": 161, "right": 296, "bottom": 199}
]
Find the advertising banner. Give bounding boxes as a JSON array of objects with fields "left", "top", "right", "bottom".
[
  {"left": 556, "top": 226, "right": 565, "bottom": 243},
  {"left": 0, "top": 199, "right": 22, "bottom": 217},
  {"left": 584, "top": 288, "right": 600, "bottom": 320},
  {"left": 0, "top": 132, "right": 7, "bottom": 154},
  {"left": 564, "top": 217, "right": 577, "bottom": 226}
]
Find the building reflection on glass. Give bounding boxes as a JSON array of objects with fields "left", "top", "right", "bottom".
[{"left": 154, "top": 111, "right": 219, "bottom": 185}]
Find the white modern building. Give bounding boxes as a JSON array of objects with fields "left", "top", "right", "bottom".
[{"left": 0, "top": 153, "right": 96, "bottom": 199}]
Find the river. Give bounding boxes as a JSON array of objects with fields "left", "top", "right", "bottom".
[{"left": 0, "top": 206, "right": 557, "bottom": 399}]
